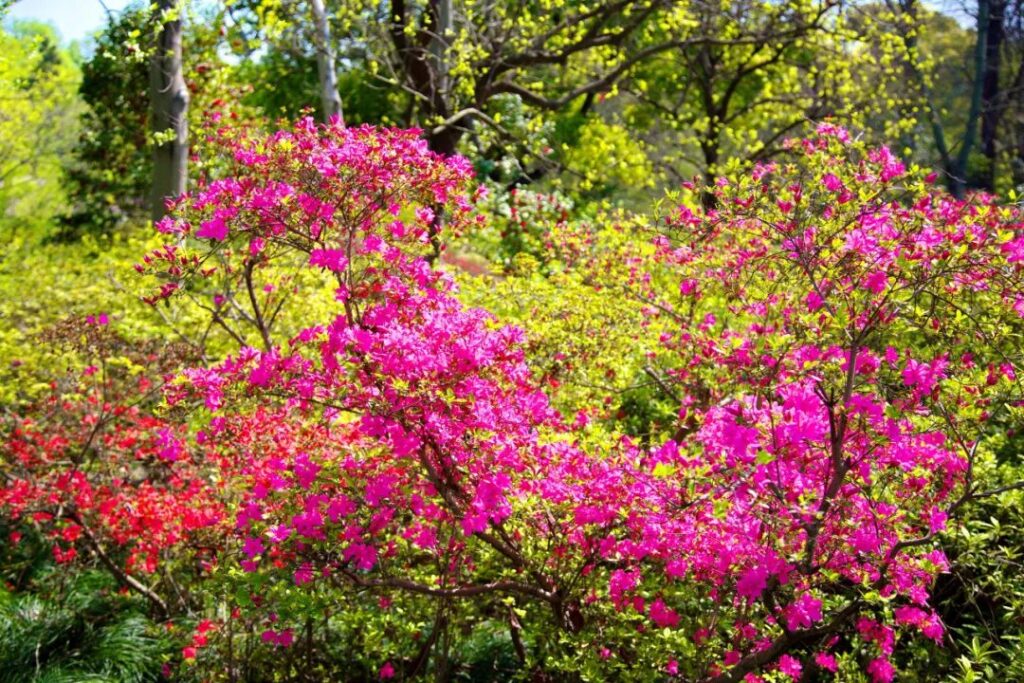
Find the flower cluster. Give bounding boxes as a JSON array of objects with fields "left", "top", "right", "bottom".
[{"left": 0, "top": 321, "right": 224, "bottom": 607}]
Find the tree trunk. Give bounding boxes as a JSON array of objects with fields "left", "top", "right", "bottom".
[
  {"left": 423, "top": 0, "right": 455, "bottom": 155},
  {"left": 422, "top": 0, "right": 455, "bottom": 261},
  {"left": 981, "top": 0, "right": 1006, "bottom": 191},
  {"left": 1011, "top": 56, "right": 1024, "bottom": 186},
  {"left": 700, "top": 137, "right": 720, "bottom": 209},
  {"left": 898, "top": 0, "right": 954, "bottom": 187},
  {"left": 950, "top": 0, "right": 991, "bottom": 198},
  {"left": 428, "top": 0, "right": 452, "bottom": 102},
  {"left": 149, "top": 0, "right": 189, "bottom": 221},
  {"left": 388, "top": 0, "right": 455, "bottom": 150},
  {"left": 310, "top": 0, "right": 343, "bottom": 124}
]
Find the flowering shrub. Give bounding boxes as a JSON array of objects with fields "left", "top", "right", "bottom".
[
  {"left": 0, "top": 318, "right": 222, "bottom": 616},
  {"left": 139, "top": 118, "right": 482, "bottom": 347},
  {"left": 595, "top": 126, "right": 1024, "bottom": 679},
  {"left": 6, "top": 118, "right": 1024, "bottom": 680},
  {"left": 147, "top": 119, "right": 595, "bottom": 667}
]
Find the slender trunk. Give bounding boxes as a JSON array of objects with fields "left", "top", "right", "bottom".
[
  {"left": 423, "top": 0, "right": 455, "bottom": 154},
  {"left": 899, "top": 0, "right": 953, "bottom": 180},
  {"left": 423, "top": 126, "right": 457, "bottom": 262},
  {"left": 422, "top": 0, "right": 456, "bottom": 261},
  {"left": 149, "top": 0, "right": 189, "bottom": 221},
  {"left": 428, "top": 0, "right": 453, "bottom": 111},
  {"left": 951, "top": 0, "right": 991, "bottom": 198},
  {"left": 310, "top": 0, "right": 343, "bottom": 124},
  {"left": 1012, "top": 55, "right": 1024, "bottom": 185},
  {"left": 700, "top": 137, "right": 720, "bottom": 209},
  {"left": 981, "top": 0, "right": 1006, "bottom": 191}
]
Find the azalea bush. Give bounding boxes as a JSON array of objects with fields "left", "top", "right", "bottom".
[
  {"left": 0, "top": 317, "right": 221, "bottom": 615},
  {"left": 3, "top": 118, "right": 1024, "bottom": 681}
]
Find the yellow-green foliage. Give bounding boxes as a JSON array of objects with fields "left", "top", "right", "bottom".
[
  {"left": 0, "top": 230, "right": 185, "bottom": 403},
  {"left": 0, "top": 21, "right": 81, "bottom": 234},
  {"left": 561, "top": 119, "right": 655, "bottom": 198},
  {"left": 455, "top": 216, "right": 675, "bottom": 428},
  {"left": 0, "top": 221, "right": 348, "bottom": 407},
  {"left": 845, "top": 5, "right": 975, "bottom": 164}
]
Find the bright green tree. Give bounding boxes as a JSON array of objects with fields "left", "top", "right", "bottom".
[{"left": 0, "top": 20, "right": 80, "bottom": 237}]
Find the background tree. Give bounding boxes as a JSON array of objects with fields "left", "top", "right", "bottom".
[
  {"left": 623, "top": 0, "right": 843, "bottom": 200},
  {"left": 149, "top": 0, "right": 189, "bottom": 219},
  {"left": 0, "top": 21, "right": 80, "bottom": 237},
  {"left": 60, "top": 5, "right": 152, "bottom": 238},
  {"left": 62, "top": 1, "right": 244, "bottom": 237},
  {"left": 310, "top": 0, "right": 343, "bottom": 123}
]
